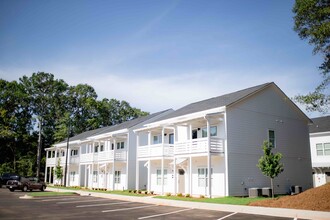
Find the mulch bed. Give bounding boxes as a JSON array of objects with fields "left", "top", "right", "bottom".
[{"left": 249, "top": 183, "right": 330, "bottom": 212}]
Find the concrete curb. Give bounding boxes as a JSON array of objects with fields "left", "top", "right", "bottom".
[{"left": 47, "top": 187, "right": 330, "bottom": 220}]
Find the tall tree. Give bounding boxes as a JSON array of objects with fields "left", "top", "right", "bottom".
[
  {"left": 0, "top": 79, "right": 33, "bottom": 173},
  {"left": 20, "top": 72, "right": 68, "bottom": 179},
  {"left": 257, "top": 141, "right": 284, "bottom": 198},
  {"left": 293, "top": 0, "right": 330, "bottom": 113}
]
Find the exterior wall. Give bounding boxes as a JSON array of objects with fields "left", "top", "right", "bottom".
[
  {"left": 226, "top": 86, "right": 312, "bottom": 196},
  {"left": 310, "top": 132, "right": 330, "bottom": 187},
  {"left": 310, "top": 132, "right": 330, "bottom": 167},
  {"left": 149, "top": 160, "right": 174, "bottom": 194}
]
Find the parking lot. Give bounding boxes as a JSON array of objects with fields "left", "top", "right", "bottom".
[{"left": 0, "top": 187, "right": 305, "bottom": 220}]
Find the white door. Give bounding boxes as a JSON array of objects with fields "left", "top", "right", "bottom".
[{"left": 178, "top": 169, "right": 185, "bottom": 194}]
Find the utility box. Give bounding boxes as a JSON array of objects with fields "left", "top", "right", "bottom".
[
  {"left": 291, "top": 185, "right": 302, "bottom": 194},
  {"left": 262, "top": 187, "right": 272, "bottom": 197},
  {"left": 248, "top": 188, "right": 262, "bottom": 198}
]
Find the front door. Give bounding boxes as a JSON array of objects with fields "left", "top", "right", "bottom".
[{"left": 178, "top": 169, "right": 185, "bottom": 194}]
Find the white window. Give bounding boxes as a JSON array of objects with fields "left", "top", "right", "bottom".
[
  {"left": 115, "top": 171, "right": 121, "bottom": 183},
  {"left": 116, "top": 142, "right": 125, "bottom": 149},
  {"left": 325, "top": 143, "right": 330, "bottom": 155},
  {"left": 156, "top": 169, "right": 167, "bottom": 185},
  {"left": 268, "top": 130, "right": 275, "bottom": 148},
  {"left": 316, "top": 143, "right": 324, "bottom": 156},
  {"left": 153, "top": 135, "right": 162, "bottom": 144},
  {"left": 317, "top": 143, "right": 330, "bottom": 156},
  {"left": 169, "top": 133, "right": 174, "bottom": 145},
  {"left": 202, "top": 126, "right": 218, "bottom": 138},
  {"left": 70, "top": 171, "right": 75, "bottom": 181},
  {"left": 198, "top": 168, "right": 213, "bottom": 187},
  {"left": 93, "top": 171, "right": 98, "bottom": 182},
  {"left": 71, "top": 149, "right": 78, "bottom": 156}
]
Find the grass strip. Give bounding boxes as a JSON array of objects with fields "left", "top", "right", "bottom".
[
  {"left": 29, "top": 191, "right": 77, "bottom": 197},
  {"left": 48, "top": 186, "right": 149, "bottom": 197},
  {"left": 154, "top": 195, "right": 269, "bottom": 205}
]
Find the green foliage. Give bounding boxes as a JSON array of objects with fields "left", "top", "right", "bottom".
[
  {"left": 54, "top": 159, "right": 63, "bottom": 181},
  {"left": 257, "top": 141, "right": 284, "bottom": 198},
  {"left": 0, "top": 72, "right": 148, "bottom": 178},
  {"left": 293, "top": 0, "right": 330, "bottom": 113}
]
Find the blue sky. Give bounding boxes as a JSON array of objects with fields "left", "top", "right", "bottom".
[{"left": 0, "top": 0, "right": 325, "bottom": 117}]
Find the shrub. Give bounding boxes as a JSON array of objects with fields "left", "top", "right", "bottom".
[
  {"left": 185, "top": 194, "right": 190, "bottom": 198},
  {"left": 138, "top": 190, "right": 141, "bottom": 194},
  {"left": 128, "top": 190, "right": 132, "bottom": 193},
  {"left": 200, "top": 195, "right": 205, "bottom": 198},
  {"left": 133, "top": 190, "right": 137, "bottom": 193},
  {"left": 177, "top": 193, "right": 183, "bottom": 197},
  {"left": 150, "top": 191, "right": 154, "bottom": 195},
  {"left": 166, "top": 192, "right": 171, "bottom": 196}
]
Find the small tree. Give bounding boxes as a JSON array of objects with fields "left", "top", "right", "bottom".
[
  {"left": 257, "top": 141, "right": 284, "bottom": 198},
  {"left": 54, "top": 158, "right": 63, "bottom": 187}
]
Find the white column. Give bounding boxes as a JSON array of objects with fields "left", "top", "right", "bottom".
[
  {"left": 189, "top": 156, "right": 192, "bottom": 195},
  {"left": 206, "top": 119, "right": 211, "bottom": 198},
  {"left": 125, "top": 133, "right": 129, "bottom": 190},
  {"left": 147, "top": 160, "right": 151, "bottom": 192},
  {"left": 105, "top": 163, "right": 108, "bottom": 190},
  {"left": 84, "top": 165, "right": 87, "bottom": 187},
  {"left": 161, "top": 127, "right": 165, "bottom": 195},
  {"left": 97, "top": 163, "right": 100, "bottom": 189},
  {"left": 174, "top": 158, "right": 177, "bottom": 195},
  {"left": 136, "top": 134, "right": 139, "bottom": 190},
  {"left": 112, "top": 138, "right": 116, "bottom": 190},
  {"left": 161, "top": 157, "right": 164, "bottom": 196},
  {"left": 78, "top": 164, "right": 81, "bottom": 187},
  {"left": 91, "top": 162, "right": 94, "bottom": 189}
]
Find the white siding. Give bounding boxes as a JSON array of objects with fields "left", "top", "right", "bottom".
[{"left": 226, "top": 86, "right": 312, "bottom": 196}]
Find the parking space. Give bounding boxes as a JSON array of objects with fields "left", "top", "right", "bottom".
[{"left": 0, "top": 188, "right": 304, "bottom": 220}]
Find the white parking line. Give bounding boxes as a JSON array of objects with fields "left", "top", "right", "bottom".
[
  {"left": 77, "top": 201, "right": 135, "bottom": 208},
  {"left": 138, "top": 208, "right": 193, "bottom": 219},
  {"left": 58, "top": 198, "right": 109, "bottom": 204},
  {"left": 102, "top": 204, "right": 157, "bottom": 213},
  {"left": 217, "top": 212, "right": 238, "bottom": 220}
]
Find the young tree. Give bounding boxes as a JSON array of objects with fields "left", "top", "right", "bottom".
[
  {"left": 257, "top": 141, "right": 284, "bottom": 198},
  {"left": 293, "top": 0, "right": 330, "bottom": 113},
  {"left": 54, "top": 158, "right": 63, "bottom": 186}
]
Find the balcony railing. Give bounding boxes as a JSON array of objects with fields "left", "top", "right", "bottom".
[
  {"left": 80, "top": 150, "right": 127, "bottom": 163},
  {"left": 137, "top": 144, "right": 174, "bottom": 158},
  {"left": 137, "top": 137, "right": 224, "bottom": 159}
]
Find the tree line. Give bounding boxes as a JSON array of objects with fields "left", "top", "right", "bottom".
[{"left": 0, "top": 72, "right": 148, "bottom": 178}]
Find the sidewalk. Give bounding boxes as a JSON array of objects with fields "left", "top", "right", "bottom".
[{"left": 47, "top": 187, "right": 330, "bottom": 220}]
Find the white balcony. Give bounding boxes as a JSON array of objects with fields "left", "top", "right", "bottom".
[
  {"left": 137, "top": 137, "right": 224, "bottom": 159},
  {"left": 70, "top": 156, "right": 80, "bottom": 164},
  {"left": 175, "top": 137, "right": 224, "bottom": 155},
  {"left": 137, "top": 144, "right": 174, "bottom": 159},
  {"left": 80, "top": 150, "right": 127, "bottom": 163}
]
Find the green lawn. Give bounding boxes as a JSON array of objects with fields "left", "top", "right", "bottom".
[
  {"left": 48, "top": 186, "right": 150, "bottom": 197},
  {"left": 28, "top": 191, "right": 77, "bottom": 197},
  {"left": 154, "top": 195, "right": 269, "bottom": 205}
]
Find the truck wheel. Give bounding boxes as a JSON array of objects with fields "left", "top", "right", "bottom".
[
  {"left": 41, "top": 185, "right": 45, "bottom": 191},
  {"left": 9, "top": 189, "right": 14, "bottom": 192},
  {"left": 22, "top": 185, "right": 28, "bottom": 192}
]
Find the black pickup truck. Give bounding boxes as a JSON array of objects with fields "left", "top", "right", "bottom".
[
  {"left": 6, "top": 176, "right": 46, "bottom": 192},
  {"left": 0, "top": 173, "right": 18, "bottom": 188}
]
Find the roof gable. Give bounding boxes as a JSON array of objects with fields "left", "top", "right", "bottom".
[
  {"left": 153, "top": 82, "right": 272, "bottom": 122},
  {"left": 310, "top": 116, "right": 330, "bottom": 133}
]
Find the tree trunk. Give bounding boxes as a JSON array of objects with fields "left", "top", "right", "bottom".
[
  {"left": 36, "top": 119, "right": 42, "bottom": 179},
  {"left": 271, "top": 178, "right": 274, "bottom": 199}
]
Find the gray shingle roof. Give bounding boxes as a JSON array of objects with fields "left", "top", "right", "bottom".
[
  {"left": 90, "top": 109, "right": 172, "bottom": 136},
  {"left": 54, "top": 109, "right": 171, "bottom": 145},
  {"left": 153, "top": 82, "right": 273, "bottom": 122},
  {"left": 309, "top": 116, "right": 330, "bottom": 133}
]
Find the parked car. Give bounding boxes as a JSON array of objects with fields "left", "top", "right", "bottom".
[
  {"left": 0, "top": 173, "right": 19, "bottom": 188},
  {"left": 6, "top": 176, "right": 46, "bottom": 192}
]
